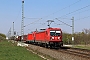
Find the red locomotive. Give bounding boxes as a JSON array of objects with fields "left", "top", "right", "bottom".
[
  {"left": 15, "top": 27, "right": 63, "bottom": 48},
  {"left": 26, "top": 28, "right": 63, "bottom": 48}
]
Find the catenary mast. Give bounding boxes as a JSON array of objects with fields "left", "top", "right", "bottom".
[{"left": 21, "top": 0, "right": 24, "bottom": 41}]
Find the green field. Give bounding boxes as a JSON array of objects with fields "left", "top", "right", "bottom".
[
  {"left": 73, "top": 45, "right": 90, "bottom": 50},
  {"left": 0, "top": 39, "right": 44, "bottom": 60}
]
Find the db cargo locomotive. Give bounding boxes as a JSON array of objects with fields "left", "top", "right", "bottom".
[{"left": 26, "top": 28, "right": 63, "bottom": 48}]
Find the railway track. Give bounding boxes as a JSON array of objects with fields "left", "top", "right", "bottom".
[
  {"left": 26, "top": 42, "right": 90, "bottom": 59},
  {"left": 12, "top": 41, "right": 90, "bottom": 60},
  {"left": 24, "top": 41, "right": 90, "bottom": 59},
  {"left": 56, "top": 47, "right": 90, "bottom": 58}
]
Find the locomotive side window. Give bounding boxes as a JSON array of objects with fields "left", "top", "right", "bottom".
[{"left": 50, "top": 30, "right": 61, "bottom": 36}]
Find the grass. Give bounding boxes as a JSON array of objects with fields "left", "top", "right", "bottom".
[
  {"left": 0, "top": 39, "right": 44, "bottom": 60},
  {"left": 73, "top": 45, "right": 90, "bottom": 50}
]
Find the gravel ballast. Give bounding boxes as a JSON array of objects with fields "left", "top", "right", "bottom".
[{"left": 27, "top": 44, "right": 89, "bottom": 60}]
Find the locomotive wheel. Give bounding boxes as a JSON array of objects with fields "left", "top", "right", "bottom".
[
  {"left": 45, "top": 43, "right": 48, "bottom": 48},
  {"left": 50, "top": 45, "right": 53, "bottom": 49}
]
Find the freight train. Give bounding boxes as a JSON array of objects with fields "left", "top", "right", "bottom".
[{"left": 16, "top": 27, "right": 63, "bottom": 48}]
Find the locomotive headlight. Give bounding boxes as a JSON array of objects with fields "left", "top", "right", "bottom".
[
  {"left": 50, "top": 37, "right": 54, "bottom": 40},
  {"left": 58, "top": 37, "right": 60, "bottom": 40},
  {"left": 52, "top": 37, "right": 54, "bottom": 39}
]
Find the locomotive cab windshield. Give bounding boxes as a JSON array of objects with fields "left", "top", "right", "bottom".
[{"left": 50, "top": 30, "right": 61, "bottom": 36}]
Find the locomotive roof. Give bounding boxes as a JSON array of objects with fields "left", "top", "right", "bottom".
[
  {"left": 37, "top": 28, "right": 61, "bottom": 32},
  {"left": 47, "top": 27, "right": 61, "bottom": 30},
  {"left": 28, "top": 27, "right": 61, "bottom": 34}
]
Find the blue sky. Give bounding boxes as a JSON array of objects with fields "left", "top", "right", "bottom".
[{"left": 0, "top": 0, "right": 90, "bottom": 35}]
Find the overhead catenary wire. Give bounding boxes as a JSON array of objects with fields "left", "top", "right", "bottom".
[
  {"left": 42, "top": 0, "right": 81, "bottom": 18},
  {"left": 76, "top": 16, "right": 90, "bottom": 21},
  {"left": 54, "top": 4, "right": 90, "bottom": 26},
  {"left": 20, "top": 0, "right": 88, "bottom": 25},
  {"left": 56, "top": 4, "right": 90, "bottom": 19},
  {"left": 56, "top": 8, "right": 90, "bottom": 23},
  {"left": 24, "top": 22, "right": 47, "bottom": 34},
  {"left": 55, "top": 18, "right": 72, "bottom": 27},
  {"left": 19, "top": 0, "right": 89, "bottom": 35},
  {"left": 68, "top": 8, "right": 90, "bottom": 17},
  {"left": 22, "top": 0, "right": 82, "bottom": 28},
  {"left": 54, "top": 22, "right": 63, "bottom": 26},
  {"left": 24, "top": 17, "right": 42, "bottom": 19},
  {"left": 24, "top": 18, "right": 42, "bottom": 27}
]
